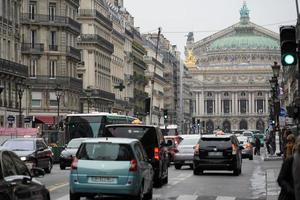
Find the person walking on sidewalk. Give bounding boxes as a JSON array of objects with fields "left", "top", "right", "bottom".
[
  {"left": 254, "top": 136, "right": 261, "bottom": 156},
  {"left": 284, "top": 134, "right": 295, "bottom": 160},
  {"left": 293, "top": 136, "right": 300, "bottom": 200},
  {"left": 277, "top": 140, "right": 295, "bottom": 200}
]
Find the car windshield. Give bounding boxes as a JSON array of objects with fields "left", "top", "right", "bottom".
[
  {"left": 67, "top": 139, "right": 85, "bottom": 148},
  {"left": 180, "top": 137, "right": 199, "bottom": 145},
  {"left": 2, "top": 140, "right": 34, "bottom": 151},
  {"left": 77, "top": 142, "right": 133, "bottom": 161},
  {"left": 243, "top": 132, "right": 253, "bottom": 137}
]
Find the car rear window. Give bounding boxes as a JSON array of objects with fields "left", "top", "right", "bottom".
[
  {"left": 77, "top": 143, "right": 133, "bottom": 161},
  {"left": 180, "top": 137, "right": 200, "bottom": 145},
  {"left": 199, "top": 138, "right": 232, "bottom": 148},
  {"left": 104, "top": 127, "right": 158, "bottom": 159},
  {"left": 2, "top": 140, "right": 34, "bottom": 151}
]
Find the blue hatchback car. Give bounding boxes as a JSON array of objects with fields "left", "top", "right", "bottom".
[{"left": 69, "top": 138, "right": 154, "bottom": 200}]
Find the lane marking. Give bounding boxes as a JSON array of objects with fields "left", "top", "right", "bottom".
[
  {"left": 216, "top": 196, "right": 236, "bottom": 200},
  {"left": 176, "top": 195, "right": 198, "bottom": 200},
  {"left": 48, "top": 182, "right": 69, "bottom": 192}
]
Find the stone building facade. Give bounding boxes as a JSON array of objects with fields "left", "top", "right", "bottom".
[{"left": 185, "top": 3, "right": 281, "bottom": 133}]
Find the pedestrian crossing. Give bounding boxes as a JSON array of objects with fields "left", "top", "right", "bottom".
[{"left": 55, "top": 194, "right": 265, "bottom": 200}]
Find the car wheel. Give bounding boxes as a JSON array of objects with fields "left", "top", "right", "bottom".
[
  {"left": 163, "top": 169, "right": 168, "bottom": 184},
  {"left": 44, "top": 159, "right": 52, "bottom": 174},
  {"left": 233, "top": 168, "right": 240, "bottom": 176},
  {"left": 190, "top": 164, "right": 194, "bottom": 169},
  {"left": 193, "top": 169, "right": 203, "bottom": 175},
  {"left": 60, "top": 164, "right": 66, "bottom": 170},
  {"left": 153, "top": 177, "right": 162, "bottom": 188},
  {"left": 0, "top": 193, "right": 11, "bottom": 200},
  {"left": 133, "top": 183, "right": 144, "bottom": 200},
  {"left": 69, "top": 191, "right": 80, "bottom": 200},
  {"left": 249, "top": 155, "right": 253, "bottom": 160},
  {"left": 174, "top": 164, "right": 182, "bottom": 170}
]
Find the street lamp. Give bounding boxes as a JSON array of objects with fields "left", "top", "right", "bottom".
[
  {"left": 55, "top": 85, "right": 64, "bottom": 129},
  {"left": 17, "top": 81, "right": 25, "bottom": 128},
  {"left": 271, "top": 61, "right": 281, "bottom": 78},
  {"left": 85, "top": 86, "right": 92, "bottom": 113}
]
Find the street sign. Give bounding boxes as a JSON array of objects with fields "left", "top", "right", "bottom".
[
  {"left": 7, "top": 115, "right": 15, "bottom": 122},
  {"left": 24, "top": 117, "right": 31, "bottom": 123}
]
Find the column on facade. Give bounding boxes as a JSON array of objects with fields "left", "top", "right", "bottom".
[
  {"left": 252, "top": 93, "right": 255, "bottom": 114},
  {"left": 200, "top": 92, "right": 204, "bottom": 115},
  {"left": 231, "top": 92, "right": 234, "bottom": 114},
  {"left": 248, "top": 92, "right": 251, "bottom": 114},
  {"left": 196, "top": 92, "right": 199, "bottom": 116},
  {"left": 265, "top": 93, "right": 268, "bottom": 113},
  {"left": 218, "top": 92, "right": 222, "bottom": 115},
  {"left": 235, "top": 92, "right": 239, "bottom": 114}
]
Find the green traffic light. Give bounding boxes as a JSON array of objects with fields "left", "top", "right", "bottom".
[{"left": 283, "top": 54, "right": 295, "bottom": 65}]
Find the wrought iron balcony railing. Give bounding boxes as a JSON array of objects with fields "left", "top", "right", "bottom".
[
  {"left": 67, "top": 46, "right": 81, "bottom": 61},
  {"left": 78, "top": 9, "right": 112, "bottom": 29},
  {"left": 0, "top": 58, "right": 28, "bottom": 78},
  {"left": 21, "top": 43, "right": 44, "bottom": 54},
  {"left": 78, "top": 34, "right": 114, "bottom": 54}
]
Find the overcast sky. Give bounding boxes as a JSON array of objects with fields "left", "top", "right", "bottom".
[{"left": 124, "top": 0, "right": 297, "bottom": 57}]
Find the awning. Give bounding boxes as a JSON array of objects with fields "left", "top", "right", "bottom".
[{"left": 35, "top": 116, "right": 56, "bottom": 125}]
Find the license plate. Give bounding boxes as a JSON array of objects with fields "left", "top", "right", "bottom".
[
  {"left": 88, "top": 176, "right": 117, "bottom": 184},
  {"left": 208, "top": 152, "right": 223, "bottom": 156}
]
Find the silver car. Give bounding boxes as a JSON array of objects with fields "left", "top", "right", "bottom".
[{"left": 174, "top": 135, "right": 201, "bottom": 169}]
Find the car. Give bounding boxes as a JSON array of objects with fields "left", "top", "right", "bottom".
[
  {"left": 174, "top": 134, "right": 201, "bottom": 169},
  {"left": 59, "top": 138, "right": 86, "bottom": 170},
  {"left": 237, "top": 136, "right": 253, "bottom": 160},
  {"left": 0, "top": 150, "right": 50, "bottom": 200},
  {"left": 164, "top": 135, "right": 183, "bottom": 163},
  {"left": 193, "top": 134, "right": 242, "bottom": 176},
  {"left": 242, "top": 130, "right": 254, "bottom": 140},
  {"left": 103, "top": 124, "right": 169, "bottom": 187},
  {"left": 0, "top": 138, "right": 54, "bottom": 173},
  {"left": 69, "top": 138, "right": 154, "bottom": 200}
]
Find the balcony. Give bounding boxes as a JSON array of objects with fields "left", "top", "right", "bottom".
[
  {"left": 67, "top": 46, "right": 81, "bottom": 61},
  {"left": 48, "top": 45, "right": 58, "bottom": 51},
  {"left": 21, "top": 43, "right": 44, "bottom": 55},
  {"left": 21, "top": 14, "right": 81, "bottom": 34},
  {"left": 0, "top": 58, "right": 28, "bottom": 78},
  {"left": 78, "top": 34, "right": 114, "bottom": 54},
  {"left": 78, "top": 9, "right": 112, "bottom": 30},
  {"left": 29, "top": 75, "right": 82, "bottom": 91}
]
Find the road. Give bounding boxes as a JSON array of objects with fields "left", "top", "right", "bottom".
[{"left": 37, "top": 150, "right": 281, "bottom": 200}]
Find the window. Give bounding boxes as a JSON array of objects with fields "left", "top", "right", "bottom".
[
  {"left": 207, "top": 92, "right": 212, "bottom": 97},
  {"left": 241, "top": 92, "right": 246, "bottom": 96},
  {"left": 49, "top": 3, "right": 56, "bottom": 21},
  {"left": 49, "top": 60, "right": 56, "bottom": 78},
  {"left": 29, "top": 1, "right": 36, "bottom": 20},
  {"left": 10, "top": 152, "right": 30, "bottom": 176},
  {"left": 224, "top": 92, "right": 229, "bottom": 96},
  {"left": 31, "top": 92, "right": 41, "bottom": 107},
  {"left": 29, "top": 59, "right": 37, "bottom": 77},
  {"left": 134, "top": 143, "right": 144, "bottom": 161},
  {"left": 257, "top": 99, "right": 264, "bottom": 113},
  {"left": 223, "top": 99, "right": 230, "bottom": 114},
  {"left": 207, "top": 99, "right": 213, "bottom": 114},
  {"left": 2, "top": 152, "right": 18, "bottom": 177},
  {"left": 49, "top": 92, "right": 58, "bottom": 106},
  {"left": 240, "top": 99, "right": 247, "bottom": 113},
  {"left": 258, "top": 92, "right": 263, "bottom": 96},
  {"left": 31, "top": 30, "right": 36, "bottom": 47}
]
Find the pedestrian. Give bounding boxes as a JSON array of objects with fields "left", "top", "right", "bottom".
[
  {"left": 277, "top": 140, "right": 295, "bottom": 200},
  {"left": 284, "top": 134, "right": 295, "bottom": 160},
  {"left": 293, "top": 136, "right": 300, "bottom": 200},
  {"left": 254, "top": 136, "right": 261, "bottom": 156}
]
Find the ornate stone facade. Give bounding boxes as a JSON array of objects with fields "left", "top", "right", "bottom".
[{"left": 185, "top": 3, "right": 281, "bottom": 133}]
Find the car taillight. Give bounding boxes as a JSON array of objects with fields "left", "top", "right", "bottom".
[
  {"left": 154, "top": 147, "right": 160, "bottom": 160},
  {"left": 245, "top": 143, "right": 252, "bottom": 149},
  {"left": 232, "top": 144, "right": 237, "bottom": 155},
  {"left": 71, "top": 157, "right": 78, "bottom": 170},
  {"left": 129, "top": 159, "right": 138, "bottom": 172},
  {"left": 194, "top": 144, "right": 200, "bottom": 155}
]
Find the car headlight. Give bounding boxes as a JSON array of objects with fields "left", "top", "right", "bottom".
[{"left": 20, "top": 156, "right": 26, "bottom": 161}]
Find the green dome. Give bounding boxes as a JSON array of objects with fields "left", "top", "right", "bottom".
[{"left": 209, "top": 35, "right": 279, "bottom": 51}]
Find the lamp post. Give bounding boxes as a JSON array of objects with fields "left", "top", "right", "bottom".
[
  {"left": 17, "top": 81, "right": 25, "bottom": 128},
  {"left": 85, "top": 86, "right": 92, "bottom": 113},
  {"left": 55, "top": 85, "right": 63, "bottom": 129},
  {"left": 270, "top": 62, "right": 281, "bottom": 155}
]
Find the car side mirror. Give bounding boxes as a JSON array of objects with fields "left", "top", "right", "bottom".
[
  {"left": 30, "top": 167, "right": 45, "bottom": 177},
  {"left": 166, "top": 140, "right": 173, "bottom": 147}
]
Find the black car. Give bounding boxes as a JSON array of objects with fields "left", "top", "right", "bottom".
[
  {"left": 59, "top": 138, "right": 86, "bottom": 170},
  {"left": 0, "top": 138, "right": 54, "bottom": 173},
  {"left": 193, "top": 134, "right": 242, "bottom": 176},
  {"left": 0, "top": 150, "right": 50, "bottom": 200},
  {"left": 103, "top": 124, "right": 169, "bottom": 187}
]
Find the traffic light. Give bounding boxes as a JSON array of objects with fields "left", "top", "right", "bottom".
[
  {"left": 144, "top": 97, "right": 150, "bottom": 114},
  {"left": 280, "top": 26, "right": 297, "bottom": 66},
  {"left": 163, "top": 109, "right": 168, "bottom": 119}
]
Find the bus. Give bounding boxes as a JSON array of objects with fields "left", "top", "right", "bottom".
[
  {"left": 64, "top": 112, "right": 137, "bottom": 143},
  {"left": 160, "top": 124, "right": 179, "bottom": 136}
]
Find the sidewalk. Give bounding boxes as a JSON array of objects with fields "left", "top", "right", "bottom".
[{"left": 262, "top": 150, "right": 283, "bottom": 161}]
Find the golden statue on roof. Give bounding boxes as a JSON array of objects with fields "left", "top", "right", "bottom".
[{"left": 185, "top": 49, "right": 197, "bottom": 67}]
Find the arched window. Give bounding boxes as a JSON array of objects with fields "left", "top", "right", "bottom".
[
  {"left": 239, "top": 119, "right": 248, "bottom": 130},
  {"left": 241, "top": 92, "right": 246, "bottom": 96},
  {"left": 207, "top": 92, "right": 212, "bottom": 97},
  {"left": 206, "top": 120, "right": 214, "bottom": 134},
  {"left": 256, "top": 120, "right": 265, "bottom": 133},
  {"left": 258, "top": 92, "right": 263, "bottom": 96},
  {"left": 223, "top": 120, "right": 231, "bottom": 133},
  {"left": 224, "top": 92, "right": 229, "bottom": 96}
]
